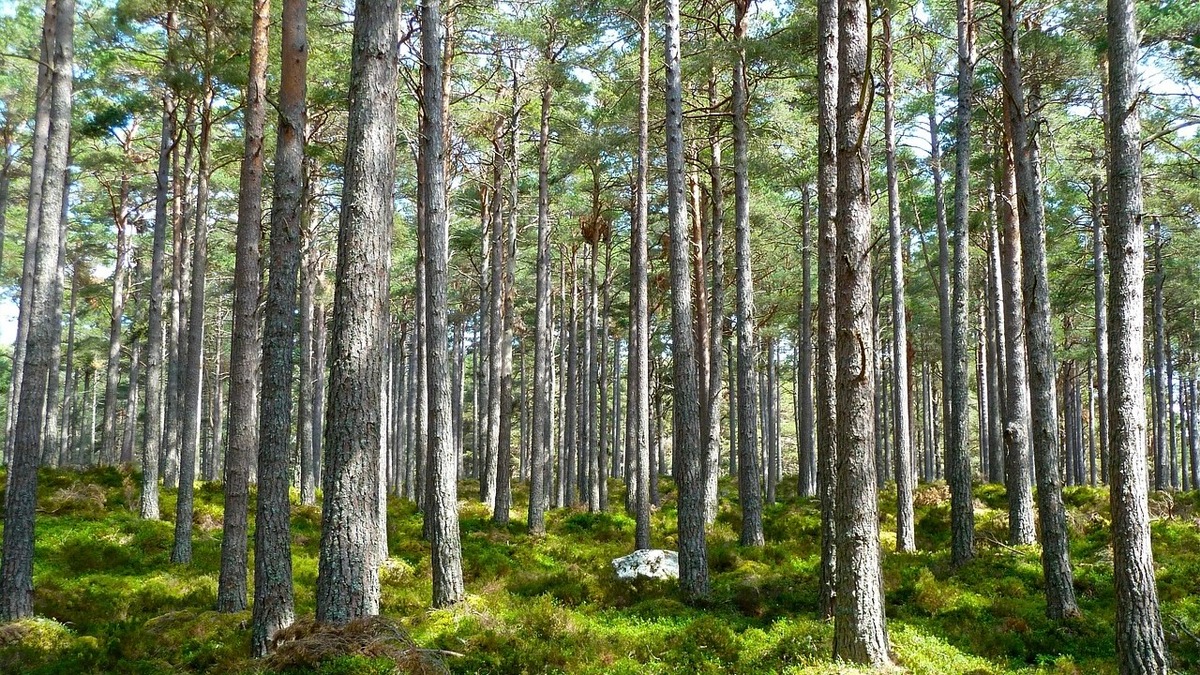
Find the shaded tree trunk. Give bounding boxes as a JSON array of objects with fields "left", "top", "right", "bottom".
[{"left": 815, "top": 0, "right": 839, "bottom": 621}]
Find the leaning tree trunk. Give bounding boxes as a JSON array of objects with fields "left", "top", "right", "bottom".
[
  {"left": 218, "top": 0, "right": 268, "bottom": 615},
  {"left": 251, "top": 0, "right": 304, "bottom": 652},
  {"left": 815, "top": 0, "right": 839, "bottom": 621},
  {"left": 0, "top": 0, "right": 73, "bottom": 621},
  {"left": 665, "top": 0, "right": 708, "bottom": 600},
  {"left": 317, "top": 0, "right": 400, "bottom": 623},
  {"left": 1000, "top": 0, "right": 1079, "bottom": 620},
  {"left": 832, "top": 0, "right": 891, "bottom": 664},
  {"left": 1106, "top": 0, "right": 1168, "bottom": 669}
]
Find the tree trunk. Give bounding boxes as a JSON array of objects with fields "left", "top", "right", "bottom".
[
  {"left": 1091, "top": 175, "right": 1109, "bottom": 482},
  {"left": 945, "top": 0, "right": 976, "bottom": 567},
  {"left": 883, "top": 6, "right": 913, "bottom": 552},
  {"left": 815, "top": 0, "right": 839, "bottom": 621},
  {"left": 665, "top": 0, "right": 708, "bottom": 600},
  {"left": 102, "top": 160, "right": 133, "bottom": 464},
  {"left": 732, "top": 0, "right": 764, "bottom": 548},
  {"left": 171, "top": 55, "right": 214, "bottom": 565},
  {"left": 997, "top": 131, "right": 1036, "bottom": 546},
  {"left": 140, "top": 23, "right": 176, "bottom": 518},
  {"left": 530, "top": 71, "right": 552, "bottom": 527},
  {"left": 1106, "top": 0, "right": 1168, "bottom": 667},
  {"left": 1151, "top": 220, "right": 1167, "bottom": 491},
  {"left": 1000, "top": 0, "right": 1079, "bottom": 620},
  {"left": 0, "top": 0, "right": 73, "bottom": 620},
  {"left": 317, "top": 0, "right": 399, "bottom": 622},
  {"left": 250, "top": 0, "right": 304, "bottom": 651},
  {"left": 630, "top": 0, "right": 652, "bottom": 550},
  {"left": 420, "top": 0, "right": 465, "bottom": 609},
  {"left": 832, "top": 0, "right": 891, "bottom": 663},
  {"left": 218, "top": 0, "right": 268, "bottom": 614}
]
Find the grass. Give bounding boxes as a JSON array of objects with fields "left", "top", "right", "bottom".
[{"left": 1, "top": 466, "right": 1198, "bottom": 673}]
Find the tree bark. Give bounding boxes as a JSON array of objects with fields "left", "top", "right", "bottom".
[
  {"left": 815, "top": 0, "right": 838, "bottom": 621},
  {"left": 317, "top": 0, "right": 399, "bottom": 622},
  {"left": 1000, "top": 0, "right": 1079, "bottom": 620},
  {"left": 997, "top": 130, "right": 1036, "bottom": 546},
  {"left": 250, "top": 0, "right": 304, "bottom": 651},
  {"left": 832, "top": 0, "right": 891, "bottom": 663},
  {"left": 1106, "top": 0, "right": 1168, "bottom": 668},
  {"left": 171, "top": 53, "right": 214, "bottom": 565},
  {"left": 665, "top": 0, "right": 708, "bottom": 600},
  {"left": 883, "top": 5, "right": 914, "bottom": 553},
  {"left": 732, "top": 0, "right": 764, "bottom": 548},
  {"left": 218, "top": 0, "right": 268, "bottom": 614},
  {"left": 0, "top": 0, "right": 73, "bottom": 620},
  {"left": 420, "top": 0, "right": 465, "bottom": 608}
]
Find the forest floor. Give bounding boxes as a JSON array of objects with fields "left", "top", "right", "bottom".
[{"left": 1, "top": 467, "right": 1199, "bottom": 674}]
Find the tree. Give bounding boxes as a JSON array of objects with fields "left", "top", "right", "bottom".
[
  {"left": 217, "top": 0, "right": 268, "bottom": 614},
  {"left": 946, "top": 0, "right": 976, "bottom": 568},
  {"left": 999, "top": 0, "right": 1079, "bottom": 620},
  {"left": 664, "top": 0, "right": 708, "bottom": 600},
  {"left": 0, "top": 0, "right": 74, "bottom": 621},
  {"left": 1106, "top": 0, "right": 1168, "bottom": 669},
  {"left": 882, "top": 0, "right": 914, "bottom": 554},
  {"left": 732, "top": 0, "right": 763, "bottom": 549},
  {"left": 317, "top": 0, "right": 399, "bottom": 622},
  {"left": 815, "top": 0, "right": 838, "bottom": 621},
  {"left": 630, "top": 0, "right": 651, "bottom": 552},
  {"left": 832, "top": 0, "right": 890, "bottom": 664},
  {"left": 251, "top": 0, "right": 306, "bottom": 652},
  {"left": 421, "top": 0, "right": 465, "bottom": 609},
  {"left": 140, "top": 11, "right": 176, "bottom": 521}
]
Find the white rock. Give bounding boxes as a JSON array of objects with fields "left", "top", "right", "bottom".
[{"left": 611, "top": 549, "right": 680, "bottom": 581}]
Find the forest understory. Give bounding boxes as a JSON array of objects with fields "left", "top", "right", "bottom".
[{"left": 3, "top": 465, "right": 1199, "bottom": 675}]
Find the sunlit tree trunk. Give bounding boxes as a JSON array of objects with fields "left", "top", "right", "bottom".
[{"left": 1106, "top": 0, "right": 1167, "bottom": 668}]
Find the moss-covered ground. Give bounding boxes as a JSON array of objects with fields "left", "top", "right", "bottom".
[{"left": 1, "top": 466, "right": 1199, "bottom": 673}]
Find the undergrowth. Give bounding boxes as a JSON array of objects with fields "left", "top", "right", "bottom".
[{"left": 1, "top": 466, "right": 1198, "bottom": 673}]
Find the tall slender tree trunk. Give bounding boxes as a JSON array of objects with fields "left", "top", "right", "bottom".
[
  {"left": 250, "top": 0, "right": 304, "bottom": 651},
  {"left": 815, "top": 0, "right": 839, "bottom": 621},
  {"left": 631, "top": 0, "right": 652, "bottom": 550},
  {"left": 1106, "top": 0, "right": 1167, "bottom": 668},
  {"left": 884, "top": 5, "right": 913, "bottom": 553},
  {"left": 1091, "top": 176, "right": 1109, "bottom": 482},
  {"left": 102, "top": 164, "right": 133, "bottom": 464},
  {"left": 317, "top": 0, "right": 399, "bottom": 622},
  {"left": 1151, "top": 220, "right": 1167, "bottom": 491},
  {"left": 218, "top": 0, "right": 268, "bottom": 614},
  {"left": 141, "top": 19, "right": 176, "bottom": 519},
  {"left": 1000, "top": 0, "right": 1079, "bottom": 620},
  {"left": 997, "top": 130, "right": 1036, "bottom": 546},
  {"left": 0, "top": 0, "right": 73, "bottom": 620},
  {"left": 946, "top": 0, "right": 976, "bottom": 567},
  {"left": 665, "top": 0, "right": 708, "bottom": 600},
  {"left": 421, "top": 0, "right": 465, "bottom": 608},
  {"left": 171, "top": 52, "right": 214, "bottom": 564},
  {"left": 732, "top": 0, "right": 764, "bottom": 548},
  {"left": 832, "top": 0, "right": 890, "bottom": 662}
]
